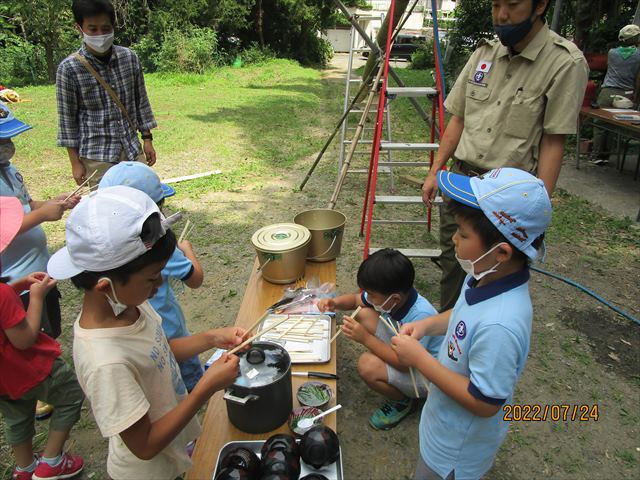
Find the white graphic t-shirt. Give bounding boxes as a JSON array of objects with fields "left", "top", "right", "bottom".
[{"left": 73, "top": 301, "right": 201, "bottom": 479}]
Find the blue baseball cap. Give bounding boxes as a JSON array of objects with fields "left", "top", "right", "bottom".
[
  {"left": 0, "top": 102, "right": 32, "bottom": 138},
  {"left": 98, "top": 161, "right": 175, "bottom": 203},
  {"left": 438, "top": 167, "right": 552, "bottom": 260}
]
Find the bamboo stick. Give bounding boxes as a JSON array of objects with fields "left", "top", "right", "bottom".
[
  {"left": 64, "top": 170, "right": 97, "bottom": 201},
  {"left": 330, "top": 306, "right": 363, "bottom": 343},
  {"left": 379, "top": 315, "right": 419, "bottom": 398},
  {"left": 228, "top": 315, "right": 291, "bottom": 355},
  {"left": 178, "top": 219, "right": 191, "bottom": 243},
  {"left": 246, "top": 310, "right": 274, "bottom": 334}
]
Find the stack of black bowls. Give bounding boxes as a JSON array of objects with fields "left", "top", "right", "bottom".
[
  {"left": 216, "top": 427, "right": 340, "bottom": 480},
  {"left": 216, "top": 447, "right": 261, "bottom": 479}
]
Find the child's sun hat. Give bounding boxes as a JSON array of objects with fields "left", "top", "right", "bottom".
[{"left": 0, "top": 102, "right": 32, "bottom": 138}]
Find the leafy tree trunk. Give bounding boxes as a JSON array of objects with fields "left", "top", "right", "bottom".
[
  {"left": 356, "top": 0, "right": 411, "bottom": 100},
  {"left": 551, "top": 0, "right": 565, "bottom": 32},
  {"left": 257, "top": 0, "right": 265, "bottom": 48}
]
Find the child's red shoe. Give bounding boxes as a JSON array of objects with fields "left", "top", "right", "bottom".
[
  {"left": 32, "top": 453, "right": 83, "bottom": 480},
  {"left": 12, "top": 468, "right": 34, "bottom": 480}
]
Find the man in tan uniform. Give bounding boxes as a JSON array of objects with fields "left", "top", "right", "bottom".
[{"left": 422, "top": 0, "right": 588, "bottom": 311}]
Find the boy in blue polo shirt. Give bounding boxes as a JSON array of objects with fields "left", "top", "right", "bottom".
[
  {"left": 392, "top": 168, "right": 552, "bottom": 480},
  {"left": 99, "top": 162, "right": 204, "bottom": 391},
  {"left": 318, "top": 249, "right": 443, "bottom": 430}
]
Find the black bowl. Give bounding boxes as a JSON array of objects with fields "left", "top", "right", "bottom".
[
  {"left": 260, "top": 433, "right": 300, "bottom": 458},
  {"left": 221, "top": 447, "right": 261, "bottom": 479},
  {"left": 215, "top": 466, "right": 252, "bottom": 480},
  {"left": 261, "top": 449, "right": 300, "bottom": 480},
  {"left": 299, "top": 426, "right": 340, "bottom": 470},
  {"left": 300, "top": 475, "right": 330, "bottom": 480}
]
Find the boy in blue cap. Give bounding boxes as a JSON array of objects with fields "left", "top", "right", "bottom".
[
  {"left": 99, "top": 161, "right": 205, "bottom": 391},
  {"left": 392, "top": 168, "right": 552, "bottom": 480}
]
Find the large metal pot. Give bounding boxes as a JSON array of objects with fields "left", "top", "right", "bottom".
[
  {"left": 294, "top": 209, "right": 346, "bottom": 262},
  {"left": 224, "top": 341, "right": 292, "bottom": 433},
  {"left": 251, "top": 223, "right": 311, "bottom": 284}
]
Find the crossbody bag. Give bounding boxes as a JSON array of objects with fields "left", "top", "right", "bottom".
[{"left": 73, "top": 52, "right": 144, "bottom": 158}]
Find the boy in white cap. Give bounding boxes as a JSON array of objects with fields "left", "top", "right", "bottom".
[
  {"left": 99, "top": 161, "right": 205, "bottom": 391},
  {"left": 47, "top": 186, "right": 247, "bottom": 479},
  {"left": 0, "top": 196, "right": 85, "bottom": 480},
  {"left": 392, "top": 168, "right": 552, "bottom": 480}
]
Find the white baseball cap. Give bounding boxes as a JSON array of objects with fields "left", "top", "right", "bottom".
[
  {"left": 437, "top": 168, "right": 552, "bottom": 260},
  {"left": 48, "top": 186, "right": 166, "bottom": 279}
]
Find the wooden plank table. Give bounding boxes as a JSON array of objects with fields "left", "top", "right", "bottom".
[
  {"left": 187, "top": 259, "right": 337, "bottom": 480},
  {"left": 576, "top": 106, "right": 640, "bottom": 170}
]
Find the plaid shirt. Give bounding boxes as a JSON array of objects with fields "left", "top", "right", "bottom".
[{"left": 56, "top": 44, "right": 157, "bottom": 162}]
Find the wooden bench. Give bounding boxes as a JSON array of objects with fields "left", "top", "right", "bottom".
[{"left": 187, "top": 258, "right": 337, "bottom": 480}]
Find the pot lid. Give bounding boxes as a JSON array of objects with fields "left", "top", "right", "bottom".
[
  {"left": 251, "top": 223, "right": 311, "bottom": 254},
  {"left": 234, "top": 341, "right": 291, "bottom": 388}
]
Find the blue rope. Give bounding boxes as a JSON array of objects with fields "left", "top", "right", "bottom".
[
  {"left": 430, "top": 0, "right": 447, "bottom": 99},
  {"left": 531, "top": 266, "right": 639, "bottom": 325}
]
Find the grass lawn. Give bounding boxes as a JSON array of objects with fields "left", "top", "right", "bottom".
[{"left": 1, "top": 58, "right": 639, "bottom": 479}]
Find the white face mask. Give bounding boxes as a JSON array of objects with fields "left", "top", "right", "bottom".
[
  {"left": 83, "top": 31, "right": 114, "bottom": 54},
  {"left": 0, "top": 140, "right": 15, "bottom": 164},
  {"left": 456, "top": 243, "right": 506, "bottom": 281},
  {"left": 371, "top": 294, "right": 396, "bottom": 315},
  {"left": 99, "top": 277, "right": 127, "bottom": 316}
]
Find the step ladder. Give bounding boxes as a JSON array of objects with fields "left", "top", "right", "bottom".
[
  {"left": 360, "top": 0, "right": 448, "bottom": 262},
  {"left": 339, "top": 13, "right": 395, "bottom": 182}
]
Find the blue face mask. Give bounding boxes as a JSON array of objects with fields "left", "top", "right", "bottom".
[{"left": 494, "top": 17, "right": 534, "bottom": 48}]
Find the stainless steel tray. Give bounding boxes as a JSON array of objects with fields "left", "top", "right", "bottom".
[
  {"left": 258, "top": 314, "right": 332, "bottom": 364},
  {"left": 212, "top": 439, "right": 344, "bottom": 479}
]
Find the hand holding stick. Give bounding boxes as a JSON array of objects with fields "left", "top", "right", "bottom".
[
  {"left": 64, "top": 170, "right": 97, "bottom": 202},
  {"left": 379, "top": 315, "right": 421, "bottom": 398},
  {"left": 330, "top": 305, "right": 362, "bottom": 343}
]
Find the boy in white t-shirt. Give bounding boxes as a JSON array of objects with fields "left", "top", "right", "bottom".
[
  {"left": 47, "top": 186, "right": 247, "bottom": 479},
  {"left": 392, "top": 168, "right": 552, "bottom": 480}
]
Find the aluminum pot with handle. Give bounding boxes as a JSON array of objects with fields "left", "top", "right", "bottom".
[{"left": 224, "top": 341, "right": 292, "bottom": 433}]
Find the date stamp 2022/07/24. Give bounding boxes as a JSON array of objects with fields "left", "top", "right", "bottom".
[{"left": 503, "top": 404, "right": 599, "bottom": 422}]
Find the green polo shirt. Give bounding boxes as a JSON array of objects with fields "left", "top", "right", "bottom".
[{"left": 445, "top": 24, "right": 588, "bottom": 172}]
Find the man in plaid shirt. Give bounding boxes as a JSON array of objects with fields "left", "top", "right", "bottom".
[{"left": 56, "top": 0, "right": 157, "bottom": 186}]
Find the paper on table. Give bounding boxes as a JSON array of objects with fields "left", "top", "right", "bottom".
[{"left": 602, "top": 108, "right": 638, "bottom": 113}]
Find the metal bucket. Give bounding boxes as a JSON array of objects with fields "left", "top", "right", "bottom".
[
  {"left": 294, "top": 209, "right": 346, "bottom": 262},
  {"left": 251, "top": 223, "right": 311, "bottom": 284}
]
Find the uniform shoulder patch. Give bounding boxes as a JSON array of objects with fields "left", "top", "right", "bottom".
[
  {"left": 476, "top": 37, "right": 497, "bottom": 50},
  {"left": 552, "top": 36, "right": 585, "bottom": 61}
]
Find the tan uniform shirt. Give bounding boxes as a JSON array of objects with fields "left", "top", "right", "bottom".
[{"left": 444, "top": 24, "right": 589, "bottom": 172}]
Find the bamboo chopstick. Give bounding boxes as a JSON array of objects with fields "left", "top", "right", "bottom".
[
  {"left": 178, "top": 219, "right": 191, "bottom": 243},
  {"left": 278, "top": 316, "right": 305, "bottom": 339},
  {"left": 228, "top": 315, "right": 291, "bottom": 355},
  {"left": 379, "top": 315, "right": 420, "bottom": 398},
  {"left": 246, "top": 310, "right": 273, "bottom": 334},
  {"left": 330, "top": 305, "right": 362, "bottom": 343},
  {"left": 64, "top": 170, "right": 97, "bottom": 202}
]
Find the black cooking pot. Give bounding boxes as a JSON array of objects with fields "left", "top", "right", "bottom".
[{"left": 224, "top": 341, "right": 292, "bottom": 433}]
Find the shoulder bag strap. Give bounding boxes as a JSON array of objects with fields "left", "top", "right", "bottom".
[{"left": 73, "top": 52, "right": 137, "bottom": 134}]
